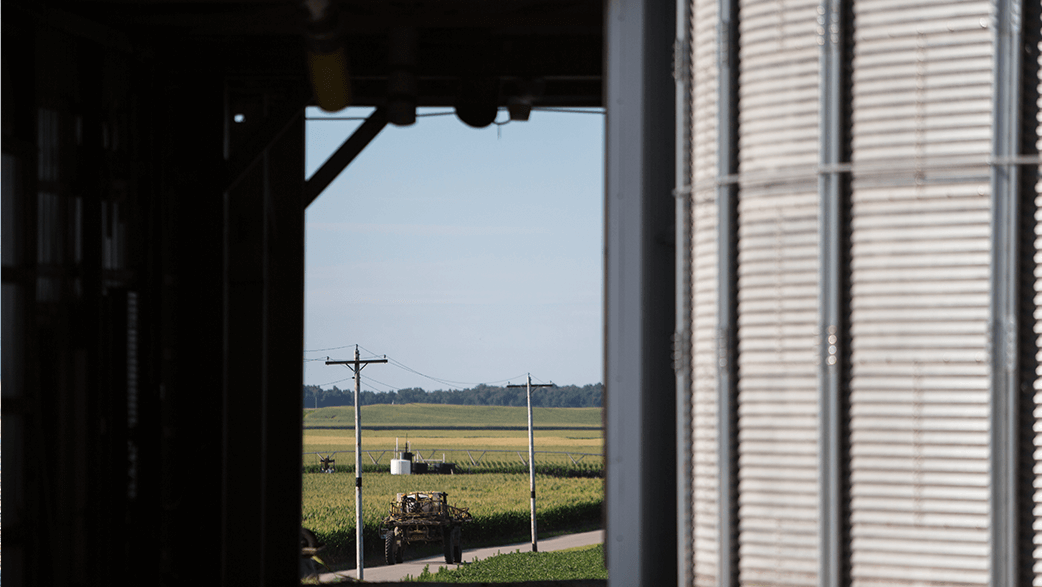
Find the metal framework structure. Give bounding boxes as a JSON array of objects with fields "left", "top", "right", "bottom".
[
  {"left": 5, "top": 1, "right": 1037, "bottom": 586},
  {"left": 683, "top": 1, "right": 1039, "bottom": 586},
  {"left": 604, "top": 0, "right": 677, "bottom": 585},
  {"left": 1, "top": 1, "right": 616, "bottom": 585}
]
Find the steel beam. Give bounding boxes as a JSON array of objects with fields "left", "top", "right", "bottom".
[
  {"left": 304, "top": 107, "right": 388, "bottom": 207},
  {"left": 988, "top": 1, "right": 1025, "bottom": 586},
  {"left": 223, "top": 88, "right": 312, "bottom": 195},
  {"left": 817, "top": 1, "right": 851, "bottom": 586},
  {"left": 674, "top": 0, "right": 694, "bottom": 584},
  {"left": 222, "top": 90, "right": 305, "bottom": 586},
  {"left": 605, "top": 0, "right": 677, "bottom": 585}
]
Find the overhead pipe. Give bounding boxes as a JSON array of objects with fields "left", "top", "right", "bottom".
[
  {"left": 387, "top": 27, "right": 418, "bottom": 126},
  {"left": 303, "top": 0, "right": 351, "bottom": 111}
]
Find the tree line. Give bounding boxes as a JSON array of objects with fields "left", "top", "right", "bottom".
[{"left": 302, "top": 382, "right": 603, "bottom": 409}]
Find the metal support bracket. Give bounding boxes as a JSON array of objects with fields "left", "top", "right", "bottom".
[{"left": 304, "top": 107, "right": 387, "bottom": 207}]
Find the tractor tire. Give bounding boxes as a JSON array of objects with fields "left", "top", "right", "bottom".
[
  {"left": 443, "top": 527, "right": 454, "bottom": 564},
  {"left": 301, "top": 527, "right": 320, "bottom": 550},
  {"left": 385, "top": 532, "right": 397, "bottom": 565},
  {"left": 452, "top": 526, "right": 463, "bottom": 563}
]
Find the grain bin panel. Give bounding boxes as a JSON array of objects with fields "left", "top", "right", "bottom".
[
  {"left": 692, "top": 0, "right": 721, "bottom": 584},
  {"left": 847, "top": 1, "right": 993, "bottom": 585},
  {"left": 1032, "top": 10, "right": 1042, "bottom": 586},
  {"left": 734, "top": 0, "right": 820, "bottom": 585}
]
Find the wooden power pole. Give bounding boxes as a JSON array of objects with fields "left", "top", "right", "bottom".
[
  {"left": 507, "top": 374, "right": 554, "bottom": 552},
  {"left": 326, "top": 346, "right": 387, "bottom": 580}
]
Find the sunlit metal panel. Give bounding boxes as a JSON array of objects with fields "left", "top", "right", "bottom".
[
  {"left": 691, "top": 0, "right": 721, "bottom": 583},
  {"left": 847, "top": 2, "right": 993, "bottom": 585},
  {"left": 734, "top": 1, "right": 822, "bottom": 585}
]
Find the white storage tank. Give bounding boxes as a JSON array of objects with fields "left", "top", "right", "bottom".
[{"left": 390, "top": 459, "right": 411, "bottom": 475}]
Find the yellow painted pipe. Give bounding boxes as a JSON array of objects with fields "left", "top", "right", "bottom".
[{"left": 308, "top": 47, "right": 351, "bottom": 112}]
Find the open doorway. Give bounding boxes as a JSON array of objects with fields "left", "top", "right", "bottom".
[{"left": 300, "top": 106, "right": 605, "bottom": 580}]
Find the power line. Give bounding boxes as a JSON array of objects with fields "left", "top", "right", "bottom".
[
  {"left": 311, "top": 376, "right": 354, "bottom": 387},
  {"left": 311, "top": 343, "right": 533, "bottom": 390},
  {"left": 305, "top": 344, "right": 357, "bottom": 353},
  {"left": 359, "top": 345, "right": 529, "bottom": 387},
  {"left": 359, "top": 373, "right": 399, "bottom": 392},
  {"left": 531, "top": 107, "right": 606, "bottom": 114}
]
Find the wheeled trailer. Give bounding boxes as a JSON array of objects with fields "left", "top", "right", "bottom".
[{"left": 379, "top": 491, "right": 472, "bottom": 565}]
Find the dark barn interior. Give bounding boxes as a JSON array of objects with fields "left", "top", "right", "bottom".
[{"left": 2, "top": 1, "right": 613, "bottom": 584}]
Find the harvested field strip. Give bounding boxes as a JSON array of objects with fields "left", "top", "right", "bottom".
[
  {"left": 303, "top": 450, "right": 602, "bottom": 469},
  {"left": 305, "top": 428, "right": 603, "bottom": 441},
  {"left": 305, "top": 436, "right": 602, "bottom": 449},
  {"left": 304, "top": 404, "right": 602, "bottom": 429}
]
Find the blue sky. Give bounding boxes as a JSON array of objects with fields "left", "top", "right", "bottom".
[{"left": 304, "top": 107, "right": 604, "bottom": 392}]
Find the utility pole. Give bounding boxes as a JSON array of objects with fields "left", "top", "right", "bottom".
[
  {"left": 507, "top": 374, "right": 554, "bottom": 552},
  {"left": 326, "top": 346, "right": 387, "bottom": 580}
]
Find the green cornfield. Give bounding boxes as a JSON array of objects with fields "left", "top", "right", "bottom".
[
  {"left": 301, "top": 404, "right": 605, "bottom": 568},
  {"left": 301, "top": 471, "right": 603, "bottom": 566}
]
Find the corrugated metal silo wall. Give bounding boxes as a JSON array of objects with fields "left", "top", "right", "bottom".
[
  {"left": 686, "top": 0, "right": 1041, "bottom": 586},
  {"left": 735, "top": 0, "right": 821, "bottom": 585},
  {"left": 692, "top": 0, "right": 720, "bottom": 582},
  {"left": 1032, "top": 3, "right": 1042, "bottom": 584},
  {"left": 848, "top": 1, "right": 993, "bottom": 585}
]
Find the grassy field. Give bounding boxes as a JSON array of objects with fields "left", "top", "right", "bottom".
[
  {"left": 302, "top": 472, "right": 603, "bottom": 567},
  {"left": 403, "top": 544, "right": 607, "bottom": 583}
]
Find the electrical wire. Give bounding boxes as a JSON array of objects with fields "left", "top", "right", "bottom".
[
  {"left": 531, "top": 374, "right": 554, "bottom": 386},
  {"left": 358, "top": 345, "right": 530, "bottom": 389},
  {"left": 307, "top": 343, "right": 540, "bottom": 390},
  {"left": 304, "top": 344, "right": 357, "bottom": 353},
  {"left": 531, "top": 107, "right": 606, "bottom": 114},
  {"left": 312, "top": 376, "right": 355, "bottom": 387},
  {"left": 359, "top": 373, "right": 399, "bottom": 392}
]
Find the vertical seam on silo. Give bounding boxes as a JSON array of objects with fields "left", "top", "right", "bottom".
[
  {"left": 818, "top": 0, "right": 853, "bottom": 586},
  {"left": 1016, "top": 2, "right": 1041, "bottom": 583},
  {"left": 988, "top": 0, "right": 1024, "bottom": 586},
  {"left": 715, "top": 0, "right": 740, "bottom": 584},
  {"left": 676, "top": 0, "right": 696, "bottom": 585}
]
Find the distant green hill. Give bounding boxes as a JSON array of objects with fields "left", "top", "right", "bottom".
[{"left": 304, "top": 403, "right": 603, "bottom": 429}]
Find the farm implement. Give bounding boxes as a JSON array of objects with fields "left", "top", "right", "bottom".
[{"left": 379, "top": 491, "right": 472, "bottom": 565}]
